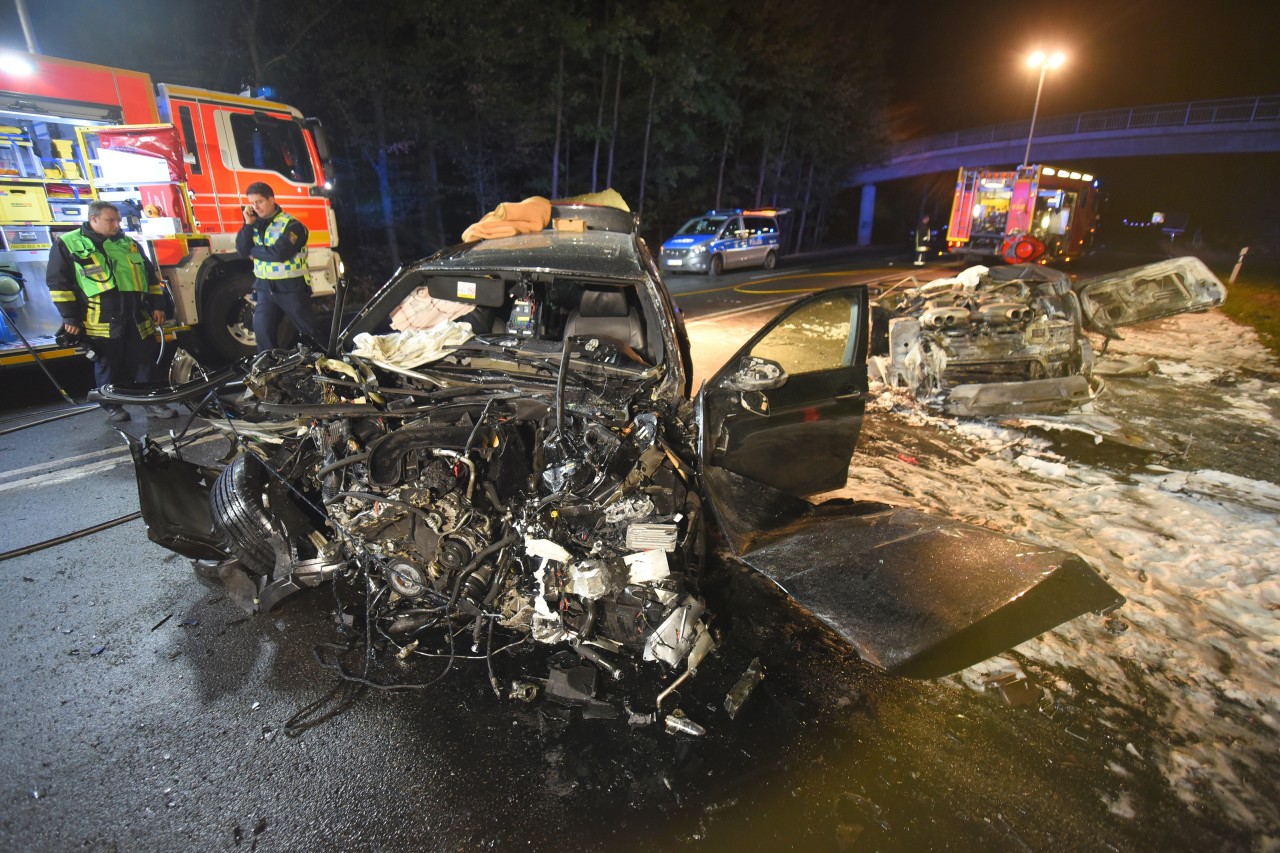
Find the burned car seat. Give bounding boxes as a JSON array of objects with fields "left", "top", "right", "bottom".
[{"left": 564, "top": 288, "right": 646, "bottom": 355}]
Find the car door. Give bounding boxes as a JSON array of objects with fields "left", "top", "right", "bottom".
[
  {"left": 718, "top": 215, "right": 747, "bottom": 269},
  {"left": 1074, "top": 257, "right": 1227, "bottom": 335},
  {"left": 699, "top": 285, "right": 868, "bottom": 496}
]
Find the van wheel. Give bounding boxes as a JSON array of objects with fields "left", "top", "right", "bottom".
[
  {"left": 709, "top": 254, "right": 723, "bottom": 276},
  {"left": 762, "top": 250, "right": 777, "bottom": 270}
]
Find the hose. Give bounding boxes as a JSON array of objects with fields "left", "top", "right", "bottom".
[{"left": 0, "top": 512, "right": 141, "bottom": 562}]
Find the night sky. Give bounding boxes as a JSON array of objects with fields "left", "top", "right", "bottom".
[{"left": 3, "top": 0, "right": 1278, "bottom": 245}]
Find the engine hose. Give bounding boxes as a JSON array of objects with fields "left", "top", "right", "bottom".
[
  {"left": 446, "top": 534, "right": 518, "bottom": 613},
  {"left": 554, "top": 336, "right": 574, "bottom": 437},
  {"left": 330, "top": 491, "right": 434, "bottom": 529},
  {"left": 314, "top": 452, "right": 370, "bottom": 479}
]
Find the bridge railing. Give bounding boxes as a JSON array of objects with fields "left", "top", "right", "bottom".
[{"left": 893, "top": 95, "right": 1280, "bottom": 159}]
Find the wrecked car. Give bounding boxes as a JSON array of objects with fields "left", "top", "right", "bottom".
[
  {"left": 97, "top": 202, "right": 1123, "bottom": 726},
  {"left": 871, "top": 257, "right": 1227, "bottom": 416}
]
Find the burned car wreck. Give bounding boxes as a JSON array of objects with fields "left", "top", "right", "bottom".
[
  {"left": 871, "top": 257, "right": 1227, "bottom": 416},
  {"left": 99, "top": 203, "right": 1123, "bottom": 728}
]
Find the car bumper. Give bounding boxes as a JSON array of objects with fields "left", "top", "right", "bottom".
[{"left": 660, "top": 254, "right": 710, "bottom": 273}]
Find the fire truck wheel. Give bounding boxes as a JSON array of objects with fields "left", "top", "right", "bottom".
[
  {"left": 202, "top": 273, "right": 258, "bottom": 362},
  {"left": 762, "top": 250, "right": 777, "bottom": 270},
  {"left": 709, "top": 254, "right": 723, "bottom": 276}
]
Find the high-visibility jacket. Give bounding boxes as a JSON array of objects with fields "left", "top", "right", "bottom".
[
  {"left": 251, "top": 211, "right": 310, "bottom": 282},
  {"left": 53, "top": 229, "right": 160, "bottom": 338},
  {"left": 58, "top": 229, "right": 148, "bottom": 297}
]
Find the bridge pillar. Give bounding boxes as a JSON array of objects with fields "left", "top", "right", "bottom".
[{"left": 857, "top": 184, "right": 875, "bottom": 246}]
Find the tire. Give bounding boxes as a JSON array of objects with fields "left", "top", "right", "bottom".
[
  {"left": 709, "top": 254, "right": 723, "bottom": 276},
  {"left": 201, "top": 272, "right": 299, "bottom": 363},
  {"left": 762, "top": 250, "right": 777, "bottom": 270},
  {"left": 201, "top": 272, "right": 258, "bottom": 362},
  {"left": 210, "top": 453, "right": 316, "bottom": 576},
  {"left": 211, "top": 453, "right": 278, "bottom": 575}
]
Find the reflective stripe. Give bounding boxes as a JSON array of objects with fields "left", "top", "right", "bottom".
[
  {"left": 251, "top": 211, "right": 310, "bottom": 281},
  {"left": 58, "top": 230, "right": 148, "bottom": 297}
]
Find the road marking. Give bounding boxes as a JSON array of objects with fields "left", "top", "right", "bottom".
[
  {"left": 0, "top": 444, "right": 132, "bottom": 484},
  {"left": 0, "top": 433, "right": 223, "bottom": 494}
]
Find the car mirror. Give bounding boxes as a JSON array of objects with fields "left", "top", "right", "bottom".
[{"left": 725, "top": 355, "right": 787, "bottom": 392}]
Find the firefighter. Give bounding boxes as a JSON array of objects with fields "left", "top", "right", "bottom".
[
  {"left": 236, "top": 181, "right": 321, "bottom": 352},
  {"left": 47, "top": 201, "right": 175, "bottom": 423},
  {"left": 914, "top": 214, "right": 933, "bottom": 267}
]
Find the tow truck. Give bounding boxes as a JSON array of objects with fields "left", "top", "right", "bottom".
[
  {"left": 945, "top": 165, "right": 1100, "bottom": 265},
  {"left": 0, "top": 51, "right": 339, "bottom": 368}
]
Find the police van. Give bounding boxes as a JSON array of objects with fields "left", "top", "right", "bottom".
[{"left": 659, "top": 208, "right": 786, "bottom": 275}]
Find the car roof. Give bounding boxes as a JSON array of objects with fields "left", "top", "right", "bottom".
[{"left": 421, "top": 230, "right": 648, "bottom": 282}]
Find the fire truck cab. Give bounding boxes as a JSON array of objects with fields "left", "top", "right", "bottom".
[
  {"left": 0, "top": 52, "right": 339, "bottom": 366},
  {"left": 946, "top": 165, "right": 1099, "bottom": 265}
]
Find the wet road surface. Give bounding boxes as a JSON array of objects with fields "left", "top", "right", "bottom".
[{"left": 0, "top": 247, "right": 1266, "bottom": 851}]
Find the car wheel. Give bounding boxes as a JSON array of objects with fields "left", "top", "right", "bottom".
[
  {"left": 201, "top": 272, "right": 258, "bottom": 362},
  {"left": 210, "top": 453, "right": 315, "bottom": 576},
  {"left": 709, "top": 254, "right": 723, "bottom": 276},
  {"left": 762, "top": 250, "right": 777, "bottom": 270}
]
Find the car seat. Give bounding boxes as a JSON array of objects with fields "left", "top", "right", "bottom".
[{"left": 563, "top": 288, "right": 646, "bottom": 354}]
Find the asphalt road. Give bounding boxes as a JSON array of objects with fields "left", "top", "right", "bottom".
[{"left": 0, "top": 246, "right": 1256, "bottom": 852}]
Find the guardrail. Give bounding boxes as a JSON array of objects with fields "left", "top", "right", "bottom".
[{"left": 892, "top": 95, "right": 1280, "bottom": 159}]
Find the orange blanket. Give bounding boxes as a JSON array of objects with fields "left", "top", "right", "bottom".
[{"left": 461, "top": 196, "right": 552, "bottom": 242}]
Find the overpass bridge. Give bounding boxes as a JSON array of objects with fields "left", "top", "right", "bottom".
[{"left": 852, "top": 95, "right": 1280, "bottom": 244}]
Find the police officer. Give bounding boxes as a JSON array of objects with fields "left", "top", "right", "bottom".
[
  {"left": 47, "top": 200, "right": 175, "bottom": 422},
  {"left": 235, "top": 181, "right": 320, "bottom": 351}
]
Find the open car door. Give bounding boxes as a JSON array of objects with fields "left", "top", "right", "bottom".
[
  {"left": 699, "top": 285, "right": 869, "bottom": 496},
  {"left": 698, "top": 286, "right": 1124, "bottom": 678}
]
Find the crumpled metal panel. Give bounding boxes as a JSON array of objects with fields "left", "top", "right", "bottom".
[
  {"left": 127, "top": 437, "right": 227, "bottom": 560},
  {"left": 944, "top": 375, "right": 1094, "bottom": 416},
  {"left": 1076, "top": 256, "right": 1227, "bottom": 334},
  {"left": 703, "top": 467, "right": 1123, "bottom": 678}
]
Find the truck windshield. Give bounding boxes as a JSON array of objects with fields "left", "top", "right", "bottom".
[{"left": 676, "top": 216, "right": 726, "bottom": 236}]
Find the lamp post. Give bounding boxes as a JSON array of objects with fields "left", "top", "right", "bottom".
[{"left": 1021, "top": 50, "right": 1065, "bottom": 168}]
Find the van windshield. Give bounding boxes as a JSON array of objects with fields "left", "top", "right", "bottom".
[{"left": 676, "top": 216, "right": 726, "bottom": 236}]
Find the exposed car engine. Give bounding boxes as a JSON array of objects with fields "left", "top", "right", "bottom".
[{"left": 205, "top": 345, "right": 710, "bottom": 717}]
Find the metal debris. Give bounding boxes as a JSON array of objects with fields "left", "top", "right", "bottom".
[{"left": 724, "top": 657, "right": 765, "bottom": 720}]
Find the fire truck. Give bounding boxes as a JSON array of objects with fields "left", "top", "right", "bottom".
[
  {"left": 0, "top": 51, "right": 340, "bottom": 367},
  {"left": 945, "top": 165, "right": 1100, "bottom": 265}
]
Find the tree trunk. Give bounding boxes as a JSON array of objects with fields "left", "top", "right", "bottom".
[
  {"left": 771, "top": 118, "right": 791, "bottom": 207},
  {"left": 754, "top": 129, "right": 771, "bottom": 208},
  {"left": 605, "top": 53, "right": 624, "bottom": 189},
  {"left": 551, "top": 43, "right": 564, "bottom": 199},
  {"left": 637, "top": 74, "right": 656, "bottom": 222},
  {"left": 370, "top": 90, "right": 400, "bottom": 269},
  {"left": 591, "top": 52, "right": 608, "bottom": 192},
  {"left": 715, "top": 125, "right": 731, "bottom": 209},
  {"left": 794, "top": 158, "right": 814, "bottom": 254}
]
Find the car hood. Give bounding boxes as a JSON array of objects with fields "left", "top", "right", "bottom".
[{"left": 662, "top": 235, "right": 714, "bottom": 251}]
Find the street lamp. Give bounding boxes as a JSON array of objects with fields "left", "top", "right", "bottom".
[{"left": 1021, "top": 50, "right": 1065, "bottom": 168}]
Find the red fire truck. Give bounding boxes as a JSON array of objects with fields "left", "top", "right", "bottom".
[
  {"left": 945, "top": 165, "right": 1100, "bottom": 265},
  {"left": 0, "top": 51, "right": 340, "bottom": 366}
]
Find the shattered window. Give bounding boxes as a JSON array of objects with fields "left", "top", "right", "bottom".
[{"left": 748, "top": 292, "right": 860, "bottom": 375}]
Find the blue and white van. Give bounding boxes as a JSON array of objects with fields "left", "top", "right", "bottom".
[{"left": 659, "top": 209, "right": 785, "bottom": 275}]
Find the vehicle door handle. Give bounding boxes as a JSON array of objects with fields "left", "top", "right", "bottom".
[{"left": 834, "top": 389, "right": 863, "bottom": 401}]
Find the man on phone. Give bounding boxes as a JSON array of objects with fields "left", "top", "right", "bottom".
[{"left": 235, "top": 181, "right": 320, "bottom": 352}]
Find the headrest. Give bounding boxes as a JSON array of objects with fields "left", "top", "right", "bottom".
[{"left": 577, "top": 289, "right": 629, "bottom": 317}]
